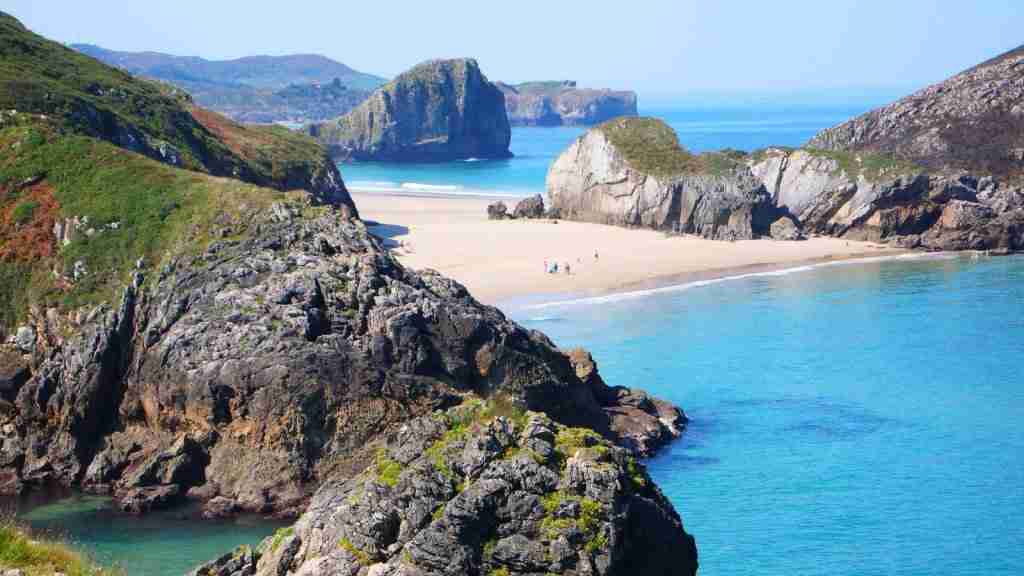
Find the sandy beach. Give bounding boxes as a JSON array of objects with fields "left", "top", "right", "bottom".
[{"left": 354, "top": 191, "right": 905, "bottom": 305}]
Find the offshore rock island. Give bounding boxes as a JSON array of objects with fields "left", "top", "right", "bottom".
[{"left": 308, "top": 59, "right": 513, "bottom": 162}]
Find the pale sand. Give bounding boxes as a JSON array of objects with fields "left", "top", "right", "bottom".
[{"left": 353, "top": 192, "right": 904, "bottom": 305}]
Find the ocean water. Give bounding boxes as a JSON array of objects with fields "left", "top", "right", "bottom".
[
  {"left": 1, "top": 490, "right": 285, "bottom": 574},
  {"left": 514, "top": 253, "right": 1024, "bottom": 575},
  {"left": 342, "top": 106, "right": 864, "bottom": 198}
]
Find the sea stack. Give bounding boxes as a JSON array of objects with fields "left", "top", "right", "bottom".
[
  {"left": 547, "top": 117, "right": 778, "bottom": 240},
  {"left": 309, "top": 58, "right": 512, "bottom": 162}
]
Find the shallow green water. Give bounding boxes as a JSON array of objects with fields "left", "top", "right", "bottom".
[{"left": 3, "top": 490, "right": 284, "bottom": 575}]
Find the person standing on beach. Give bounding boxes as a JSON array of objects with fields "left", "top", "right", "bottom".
[{"left": 594, "top": 250, "right": 599, "bottom": 261}]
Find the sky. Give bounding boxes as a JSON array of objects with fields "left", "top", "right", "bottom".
[{"left": 6, "top": 0, "right": 1024, "bottom": 103}]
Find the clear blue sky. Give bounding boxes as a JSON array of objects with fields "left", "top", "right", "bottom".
[{"left": 6, "top": 0, "right": 1023, "bottom": 102}]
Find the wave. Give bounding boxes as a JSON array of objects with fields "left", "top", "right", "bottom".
[
  {"left": 400, "top": 183, "right": 462, "bottom": 192},
  {"left": 460, "top": 157, "right": 484, "bottom": 163},
  {"left": 524, "top": 252, "right": 961, "bottom": 310}
]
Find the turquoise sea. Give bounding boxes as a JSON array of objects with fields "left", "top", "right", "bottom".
[
  {"left": 9, "top": 106, "right": 1024, "bottom": 575},
  {"left": 514, "top": 253, "right": 1024, "bottom": 576}
]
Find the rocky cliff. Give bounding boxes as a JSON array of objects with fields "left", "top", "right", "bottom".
[
  {"left": 497, "top": 81, "right": 638, "bottom": 127},
  {"left": 190, "top": 402, "right": 698, "bottom": 576},
  {"left": 309, "top": 59, "right": 512, "bottom": 162},
  {"left": 808, "top": 44, "right": 1024, "bottom": 179},
  {"left": 0, "top": 192, "right": 685, "bottom": 516},
  {"left": 743, "top": 45, "right": 1024, "bottom": 252},
  {"left": 547, "top": 117, "right": 779, "bottom": 240},
  {"left": 749, "top": 148, "right": 1024, "bottom": 250}
]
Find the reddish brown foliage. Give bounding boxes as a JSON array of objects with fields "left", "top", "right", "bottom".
[{"left": 0, "top": 180, "right": 59, "bottom": 262}]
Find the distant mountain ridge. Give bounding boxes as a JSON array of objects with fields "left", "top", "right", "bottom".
[{"left": 72, "top": 44, "right": 385, "bottom": 123}]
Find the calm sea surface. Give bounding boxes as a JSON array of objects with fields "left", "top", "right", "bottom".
[
  {"left": 513, "top": 253, "right": 1024, "bottom": 576},
  {"left": 14, "top": 107, "right": 1019, "bottom": 575}
]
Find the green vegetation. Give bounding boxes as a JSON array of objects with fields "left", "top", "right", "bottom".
[
  {"left": 626, "top": 457, "right": 647, "bottom": 490},
  {"left": 489, "top": 567, "right": 510, "bottom": 576},
  {"left": 597, "top": 117, "right": 742, "bottom": 177},
  {"left": 537, "top": 490, "right": 607, "bottom": 553},
  {"left": 337, "top": 537, "right": 372, "bottom": 566},
  {"left": 0, "top": 119, "right": 288, "bottom": 337},
  {"left": 0, "top": 12, "right": 336, "bottom": 193},
  {"left": 801, "top": 147, "right": 922, "bottom": 181},
  {"left": 553, "top": 426, "right": 605, "bottom": 462},
  {"left": 0, "top": 522, "right": 121, "bottom": 575},
  {"left": 375, "top": 448, "right": 403, "bottom": 488},
  {"left": 426, "top": 396, "right": 531, "bottom": 481},
  {"left": 269, "top": 527, "right": 295, "bottom": 552},
  {"left": 10, "top": 199, "right": 37, "bottom": 224}
]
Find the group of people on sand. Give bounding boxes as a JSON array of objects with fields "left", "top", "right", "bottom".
[{"left": 544, "top": 251, "right": 599, "bottom": 276}]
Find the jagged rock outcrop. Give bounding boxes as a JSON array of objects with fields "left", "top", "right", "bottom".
[
  {"left": 0, "top": 197, "right": 685, "bottom": 516},
  {"left": 497, "top": 81, "right": 638, "bottom": 127},
  {"left": 191, "top": 403, "right": 698, "bottom": 576},
  {"left": 749, "top": 148, "right": 1024, "bottom": 251},
  {"left": 308, "top": 59, "right": 512, "bottom": 162},
  {"left": 486, "top": 201, "right": 509, "bottom": 220},
  {"left": 547, "top": 118, "right": 776, "bottom": 240},
  {"left": 808, "top": 44, "right": 1024, "bottom": 178}
]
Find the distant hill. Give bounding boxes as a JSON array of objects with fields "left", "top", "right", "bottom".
[
  {"left": 72, "top": 44, "right": 386, "bottom": 123},
  {"left": 497, "top": 80, "right": 637, "bottom": 126}
]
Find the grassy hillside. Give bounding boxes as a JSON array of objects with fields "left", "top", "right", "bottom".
[
  {"left": 597, "top": 117, "right": 742, "bottom": 177},
  {"left": 0, "top": 113, "right": 293, "bottom": 337},
  {"left": 0, "top": 521, "right": 120, "bottom": 576},
  {"left": 0, "top": 11, "right": 338, "bottom": 192}
]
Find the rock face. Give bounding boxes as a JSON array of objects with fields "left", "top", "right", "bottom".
[
  {"left": 547, "top": 118, "right": 776, "bottom": 240},
  {"left": 0, "top": 197, "right": 685, "bottom": 516},
  {"left": 497, "top": 81, "right": 638, "bottom": 127},
  {"left": 309, "top": 59, "right": 512, "bottom": 162},
  {"left": 486, "top": 201, "right": 509, "bottom": 220},
  {"left": 749, "top": 148, "right": 1024, "bottom": 251},
  {"left": 808, "top": 44, "right": 1024, "bottom": 178},
  {"left": 191, "top": 403, "right": 698, "bottom": 576}
]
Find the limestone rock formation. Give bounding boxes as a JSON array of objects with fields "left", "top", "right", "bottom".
[
  {"left": 190, "top": 403, "right": 698, "bottom": 576},
  {"left": 547, "top": 118, "right": 776, "bottom": 240},
  {"left": 0, "top": 197, "right": 685, "bottom": 516},
  {"left": 749, "top": 148, "right": 1024, "bottom": 251},
  {"left": 309, "top": 59, "right": 512, "bottom": 162},
  {"left": 486, "top": 201, "right": 509, "bottom": 220},
  {"left": 497, "top": 81, "right": 638, "bottom": 126}
]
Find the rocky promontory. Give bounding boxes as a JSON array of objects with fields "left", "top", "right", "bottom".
[
  {"left": 190, "top": 401, "right": 698, "bottom": 576},
  {"left": 497, "top": 81, "right": 638, "bottom": 126},
  {"left": 547, "top": 117, "right": 780, "bottom": 240},
  {"left": 742, "top": 44, "right": 1024, "bottom": 252},
  {"left": 308, "top": 59, "right": 512, "bottom": 162}
]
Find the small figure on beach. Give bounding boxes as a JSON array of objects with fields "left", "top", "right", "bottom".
[
  {"left": 594, "top": 250, "right": 599, "bottom": 261},
  {"left": 544, "top": 259, "right": 548, "bottom": 273},
  {"left": 552, "top": 262, "right": 559, "bottom": 274},
  {"left": 565, "top": 263, "right": 571, "bottom": 275}
]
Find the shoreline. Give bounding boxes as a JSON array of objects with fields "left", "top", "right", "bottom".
[
  {"left": 353, "top": 191, "right": 914, "bottom": 306},
  {"left": 509, "top": 250, "right": 963, "bottom": 311}
]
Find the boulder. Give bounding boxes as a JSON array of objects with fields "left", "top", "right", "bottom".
[
  {"left": 487, "top": 201, "right": 509, "bottom": 220},
  {"left": 309, "top": 59, "right": 512, "bottom": 162},
  {"left": 116, "top": 484, "right": 181, "bottom": 514},
  {"left": 548, "top": 118, "right": 774, "bottom": 240},
  {"left": 769, "top": 214, "right": 805, "bottom": 241},
  {"left": 513, "top": 194, "right": 545, "bottom": 219}
]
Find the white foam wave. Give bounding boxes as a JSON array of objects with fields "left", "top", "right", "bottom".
[
  {"left": 401, "top": 183, "right": 462, "bottom": 192},
  {"left": 461, "top": 157, "right": 483, "bottom": 163},
  {"left": 524, "top": 252, "right": 960, "bottom": 310}
]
